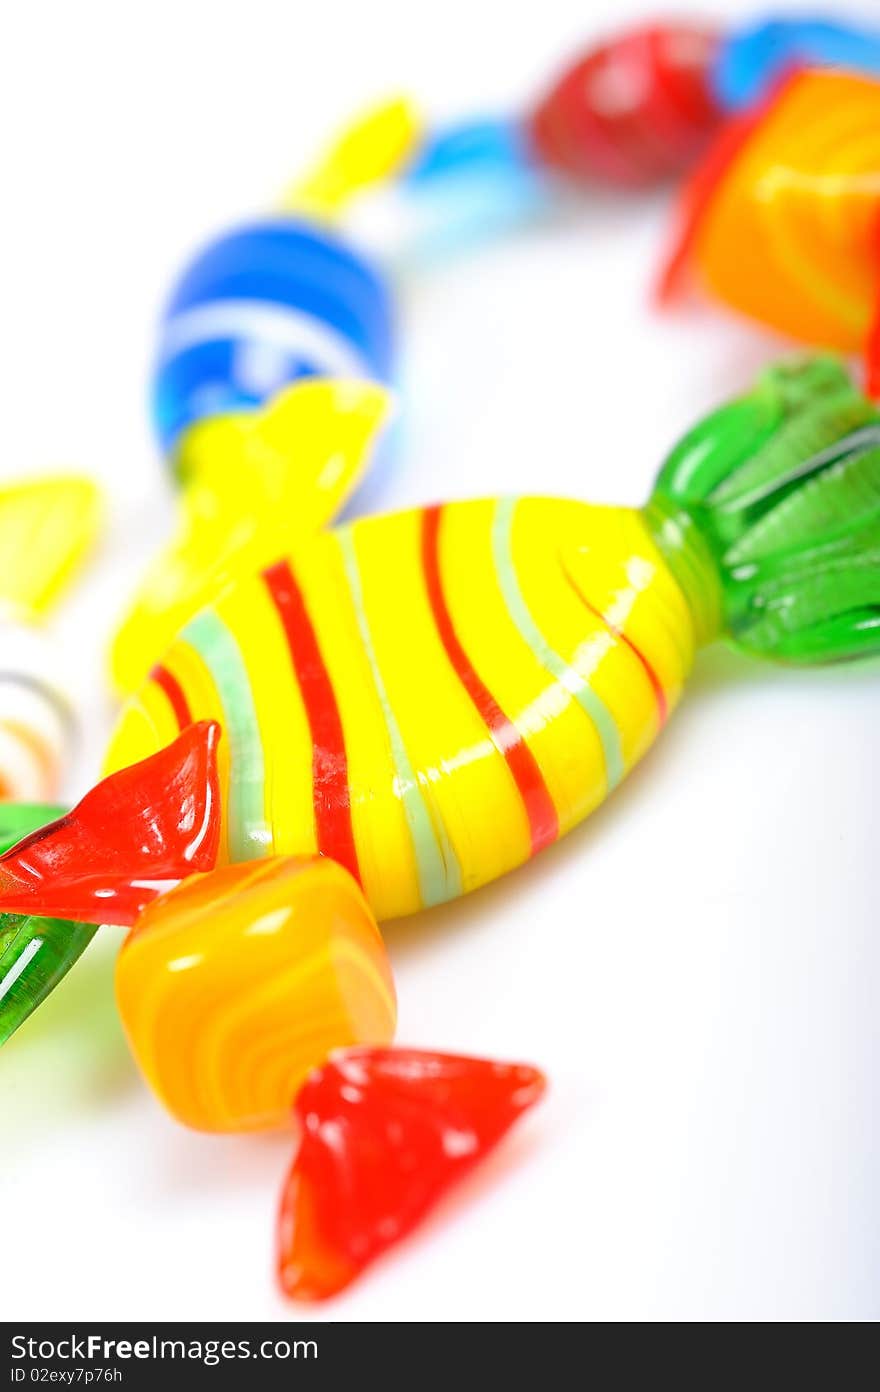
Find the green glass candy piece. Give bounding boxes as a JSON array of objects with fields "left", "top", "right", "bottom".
[
  {"left": 646, "top": 356, "right": 880, "bottom": 664},
  {"left": 0, "top": 912, "right": 98, "bottom": 1046},
  {"left": 0, "top": 803, "right": 99, "bottom": 1047}
]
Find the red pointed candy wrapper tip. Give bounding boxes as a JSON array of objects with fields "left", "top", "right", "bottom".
[
  {"left": 0, "top": 721, "right": 221, "bottom": 926},
  {"left": 276, "top": 1047, "right": 547, "bottom": 1302}
]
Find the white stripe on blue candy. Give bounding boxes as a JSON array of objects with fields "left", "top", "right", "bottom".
[{"left": 157, "top": 299, "right": 375, "bottom": 380}]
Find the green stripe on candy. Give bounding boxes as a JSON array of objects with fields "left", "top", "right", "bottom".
[
  {"left": 181, "top": 610, "right": 271, "bottom": 861},
  {"left": 337, "top": 526, "right": 462, "bottom": 907},
  {"left": 491, "top": 496, "right": 625, "bottom": 792}
]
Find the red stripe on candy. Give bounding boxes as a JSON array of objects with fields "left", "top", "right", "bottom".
[
  {"left": 263, "top": 558, "right": 361, "bottom": 885},
  {"left": 151, "top": 663, "right": 192, "bottom": 731},
  {"left": 561, "top": 569, "right": 668, "bottom": 727},
  {"left": 420, "top": 505, "right": 558, "bottom": 856}
]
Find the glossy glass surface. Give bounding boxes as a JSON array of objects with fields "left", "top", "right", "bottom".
[
  {"left": 277, "top": 1048, "right": 546, "bottom": 1300},
  {"left": 649, "top": 357, "right": 880, "bottom": 663},
  {"left": 0, "top": 721, "right": 220, "bottom": 925},
  {"left": 108, "top": 498, "right": 694, "bottom": 919},
  {"left": 111, "top": 380, "right": 390, "bottom": 693},
  {"left": 661, "top": 70, "right": 880, "bottom": 363},
  {"left": 108, "top": 357, "right": 880, "bottom": 927},
  {"left": 0, "top": 912, "right": 97, "bottom": 1047},
  {"left": 0, "top": 802, "right": 97, "bottom": 1047},
  {"left": 152, "top": 218, "right": 395, "bottom": 458},
  {"left": 116, "top": 857, "right": 397, "bottom": 1132}
]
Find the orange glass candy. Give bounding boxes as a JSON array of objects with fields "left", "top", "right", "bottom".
[
  {"left": 115, "top": 857, "right": 397, "bottom": 1132},
  {"left": 663, "top": 69, "right": 880, "bottom": 357}
]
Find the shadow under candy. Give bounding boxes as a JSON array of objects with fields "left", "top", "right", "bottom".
[
  {"left": 149, "top": 1120, "right": 294, "bottom": 1202},
  {"left": 0, "top": 925, "right": 134, "bottom": 1154}
]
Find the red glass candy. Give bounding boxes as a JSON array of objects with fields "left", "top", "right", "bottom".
[
  {"left": 529, "top": 23, "right": 723, "bottom": 186},
  {"left": 277, "top": 1047, "right": 546, "bottom": 1300},
  {"left": 0, "top": 721, "right": 221, "bottom": 925}
]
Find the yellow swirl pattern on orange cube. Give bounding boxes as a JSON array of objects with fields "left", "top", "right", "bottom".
[
  {"left": 115, "top": 857, "right": 397, "bottom": 1132},
  {"left": 683, "top": 69, "right": 880, "bottom": 351}
]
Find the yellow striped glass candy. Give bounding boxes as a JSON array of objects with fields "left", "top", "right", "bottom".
[{"left": 107, "top": 495, "right": 697, "bottom": 921}]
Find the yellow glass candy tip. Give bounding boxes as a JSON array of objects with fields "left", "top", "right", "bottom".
[
  {"left": 280, "top": 95, "right": 424, "bottom": 220},
  {"left": 0, "top": 474, "right": 102, "bottom": 620},
  {"left": 109, "top": 378, "right": 393, "bottom": 695}
]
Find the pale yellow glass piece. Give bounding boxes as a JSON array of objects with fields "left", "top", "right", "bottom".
[
  {"left": 280, "top": 96, "right": 423, "bottom": 219},
  {"left": 0, "top": 476, "right": 101, "bottom": 620}
]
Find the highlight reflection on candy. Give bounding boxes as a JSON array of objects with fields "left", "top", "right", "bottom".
[
  {"left": 111, "top": 380, "right": 391, "bottom": 694},
  {"left": 115, "top": 857, "right": 397, "bottom": 1132}
]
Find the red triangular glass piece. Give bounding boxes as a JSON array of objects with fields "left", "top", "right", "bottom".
[
  {"left": 277, "top": 1047, "right": 546, "bottom": 1301},
  {"left": 0, "top": 721, "right": 221, "bottom": 925}
]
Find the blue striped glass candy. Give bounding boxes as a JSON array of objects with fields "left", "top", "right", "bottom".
[{"left": 152, "top": 218, "right": 395, "bottom": 460}]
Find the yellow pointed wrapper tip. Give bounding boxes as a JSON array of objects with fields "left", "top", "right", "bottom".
[
  {"left": 0, "top": 474, "right": 102, "bottom": 619},
  {"left": 281, "top": 95, "right": 424, "bottom": 219},
  {"left": 110, "top": 379, "right": 392, "bottom": 695}
]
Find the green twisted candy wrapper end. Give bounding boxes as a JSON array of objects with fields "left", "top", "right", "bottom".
[
  {"left": 0, "top": 805, "right": 97, "bottom": 1048},
  {"left": 0, "top": 913, "right": 98, "bottom": 1048},
  {"left": 644, "top": 356, "right": 880, "bottom": 664}
]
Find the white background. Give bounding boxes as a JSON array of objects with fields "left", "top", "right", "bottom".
[{"left": 2, "top": 0, "right": 879, "bottom": 1322}]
